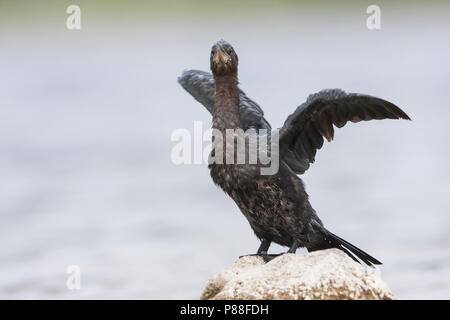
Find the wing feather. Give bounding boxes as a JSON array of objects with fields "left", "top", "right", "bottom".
[{"left": 279, "top": 89, "right": 410, "bottom": 174}]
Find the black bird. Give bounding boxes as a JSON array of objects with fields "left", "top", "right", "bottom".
[{"left": 178, "top": 40, "right": 410, "bottom": 266}]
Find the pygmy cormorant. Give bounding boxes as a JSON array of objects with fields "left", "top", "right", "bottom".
[{"left": 178, "top": 40, "right": 410, "bottom": 266}]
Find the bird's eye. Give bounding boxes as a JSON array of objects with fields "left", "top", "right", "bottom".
[
  {"left": 211, "top": 49, "right": 215, "bottom": 55},
  {"left": 227, "top": 48, "right": 233, "bottom": 54}
]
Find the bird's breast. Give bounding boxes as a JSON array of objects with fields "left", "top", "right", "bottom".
[{"left": 209, "top": 163, "right": 254, "bottom": 191}]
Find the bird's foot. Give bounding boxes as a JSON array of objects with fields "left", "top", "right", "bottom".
[
  {"left": 239, "top": 253, "right": 284, "bottom": 263},
  {"left": 261, "top": 253, "right": 284, "bottom": 263}
]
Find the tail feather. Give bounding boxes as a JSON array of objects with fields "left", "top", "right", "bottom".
[
  {"left": 326, "top": 230, "right": 382, "bottom": 266},
  {"left": 311, "top": 221, "right": 382, "bottom": 267}
]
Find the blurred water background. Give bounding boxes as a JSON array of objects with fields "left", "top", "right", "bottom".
[{"left": 0, "top": 0, "right": 449, "bottom": 299}]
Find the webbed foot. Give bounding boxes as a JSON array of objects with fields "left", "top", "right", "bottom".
[{"left": 238, "top": 253, "right": 284, "bottom": 263}]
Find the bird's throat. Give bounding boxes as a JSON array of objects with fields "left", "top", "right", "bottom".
[{"left": 212, "top": 73, "right": 240, "bottom": 131}]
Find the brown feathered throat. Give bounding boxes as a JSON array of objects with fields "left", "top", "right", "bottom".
[{"left": 212, "top": 73, "right": 240, "bottom": 131}]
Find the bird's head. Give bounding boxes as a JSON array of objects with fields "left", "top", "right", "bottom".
[{"left": 210, "top": 40, "right": 238, "bottom": 76}]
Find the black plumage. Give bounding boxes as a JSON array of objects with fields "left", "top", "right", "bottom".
[{"left": 178, "top": 40, "right": 410, "bottom": 266}]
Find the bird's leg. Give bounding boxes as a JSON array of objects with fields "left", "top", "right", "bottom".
[
  {"left": 260, "top": 240, "right": 301, "bottom": 263},
  {"left": 287, "top": 240, "right": 300, "bottom": 254},
  {"left": 239, "top": 239, "right": 272, "bottom": 260},
  {"left": 259, "top": 239, "right": 284, "bottom": 263},
  {"left": 257, "top": 239, "right": 271, "bottom": 255}
]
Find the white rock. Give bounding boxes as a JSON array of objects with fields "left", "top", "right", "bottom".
[{"left": 201, "top": 249, "right": 394, "bottom": 300}]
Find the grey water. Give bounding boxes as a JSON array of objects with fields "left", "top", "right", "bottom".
[{"left": 0, "top": 9, "right": 449, "bottom": 299}]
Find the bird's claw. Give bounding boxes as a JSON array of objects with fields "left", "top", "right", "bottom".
[{"left": 239, "top": 253, "right": 284, "bottom": 263}]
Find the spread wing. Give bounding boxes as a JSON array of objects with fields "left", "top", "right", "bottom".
[
  {"left": 279, "top": 89, "right": 411, "bottom": 174},
  {"left": 178, "top": 70, "right": 271, "bottom": 130}
]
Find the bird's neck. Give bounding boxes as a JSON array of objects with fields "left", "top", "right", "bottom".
[{"left": 212, "top": 73, "right": 240, "bottom": 131}]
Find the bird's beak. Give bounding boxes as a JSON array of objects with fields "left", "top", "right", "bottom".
[{"left": 213, "top": 47, "right": 230, "bottom": 64}]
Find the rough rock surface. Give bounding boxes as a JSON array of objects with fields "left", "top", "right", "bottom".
[{"left": 201, "top": 249, "right": 394, "bottom": 300}]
